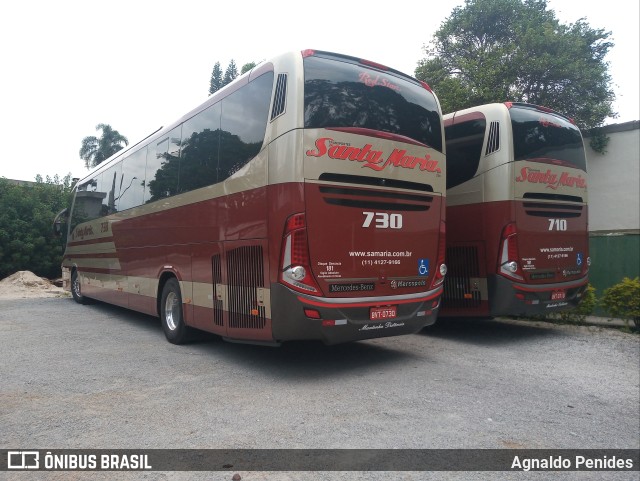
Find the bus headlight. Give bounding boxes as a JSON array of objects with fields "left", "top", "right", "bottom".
[
  {"left": 439, "top": 264, "right": 448, "bottom": 277},
  {"left": 586, "top": 256, "right": 591, "bottom": 267}
]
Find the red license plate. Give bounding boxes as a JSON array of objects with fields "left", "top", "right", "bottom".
[
  {"left": 551, "top": 290, "right": 566, "bottom": 300},
  {"left": 370, "top": 306, "right": 397, "bottom": 321}
]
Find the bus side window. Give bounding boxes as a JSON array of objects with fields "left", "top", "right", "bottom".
[
  {"left": 118, "top": 147, "right": 147, "bottom": 211},
  {"left": 145, "top": 126, "right": 181, "bottom": 203},
  {"left": 219, "top": 72, "right": 273, "bottom": 181},
  {"left": 179, "top": 102, "right": 221, "bottom": 192},
  {"left": 99, "top": 164, "right": 121, "bottom": 215},
  {"left": 69, "top": 175, "right": 102, "bottom": 235},
  {"left": 445, "top": 119, "right": 486, "bottom": 189}
]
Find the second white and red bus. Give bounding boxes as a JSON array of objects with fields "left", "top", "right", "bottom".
[{"left": 440, "top": 102, "right": 589, "bottom": 317}]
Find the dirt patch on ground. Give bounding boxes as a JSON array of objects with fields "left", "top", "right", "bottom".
[{"left": 0, "top": 271, "right": 68, "bottom": 299}]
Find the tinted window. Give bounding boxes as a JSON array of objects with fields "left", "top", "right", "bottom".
[
  {"left": 219, "top": 72, "right": 273, "bottom": 180},
  {"left": 304, "top": 56, "right": 442, "bottom": 152},
  {"left": 72, "top": 73, "right": 273, "bottom": 216},
  {"left": 180, "top": 102, "right": 221, "bottom": 191},
  {"left": 510, "top": 107, "right": 586, "bottom": 171},
  {"left": 98, "top": 164, "right": 121, "bottom": 215},
  {"left": 145, "top": 125, "right": 182, "bottom": 203},
  {"left": 70, "top": 175, "right": 102, "bottom": 233},
  {"left": 118, "top": 147, "right": 147, "bottom": 211},
  {"left": 445, "top": 119, "right": 486, "bottom": 189}
]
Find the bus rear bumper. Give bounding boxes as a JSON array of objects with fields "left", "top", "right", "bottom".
[
  {"left": 270, "top": 283, "right": 442, "bottom": 345},
  {"left": 489, "top": 275, "right": 589, "bottom": 317}
]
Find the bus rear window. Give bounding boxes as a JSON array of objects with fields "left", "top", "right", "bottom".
[
  {"left": 510, "top": 107, "right": 586, "bottom": 171},
  {"left": 303, "top": 55, "right": 443, "bottom": 152}
]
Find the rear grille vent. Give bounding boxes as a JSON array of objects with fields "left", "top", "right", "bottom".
[
  {"left": 523, "top": 192, "right": 584, "bottom": 203},
  {"left": 227, "top": 246, "right": 266, "bottom": 329},
  {"left": 319, "top": 173, "right": 434, "bottom": 192},
  {"left": 212, "top": 254, "right": 223, "bottom": 326},
  {"left": 319, "top": 186, "right": 433, "bottom": 211},
  {"left": 442, "top": 246, "right": 482, "bottom": 309},
  {"left": 485, "top": 121, "right": 500, "bottom": 155},
  {"left": 271, "top": 74, "right": 287, "bottom": 120},
  {"left": 523, "top": 202, "right": 583, "bottom": 218}
]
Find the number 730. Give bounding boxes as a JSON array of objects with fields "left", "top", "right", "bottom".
[{"left": 362, "top": 212, "right": 403, "bottom": 229}]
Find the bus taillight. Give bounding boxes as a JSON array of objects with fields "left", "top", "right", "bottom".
[
  {"left": 431, "top": 220, "right": 447, "bottom": 288},
  {"left": 280, "top": 213, "right": 321, "bottom": 294},
  {"left": 498, "top": 223, "right": 524, "bottom": 281}
]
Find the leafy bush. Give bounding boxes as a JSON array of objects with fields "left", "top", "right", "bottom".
[
  {"left": 0, "top": 175, "right": 73, "bottom": 280},
  {"left": 588, "top": 129, "right": 610, "bottom": 154},
  {"left": 555, "top": 284, "right": 597, "bottom": 324},
  {"left": 600, "top": 277, "right": 640, "bottom": 328}
]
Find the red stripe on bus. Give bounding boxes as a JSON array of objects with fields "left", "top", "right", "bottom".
[
  {"left": 64, "top": 253, "right": 120, "bottom": 259},
  {"left": 68, "top": 237, "right": 114, "bottom": 247}
]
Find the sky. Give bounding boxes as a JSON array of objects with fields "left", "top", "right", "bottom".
[{"left": 1, "top": 0, "right": 638, "bottom": 182}]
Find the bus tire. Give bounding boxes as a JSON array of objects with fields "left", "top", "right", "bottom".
[
  {"left": 71, "top": 270, "right": 89, "bottom": 305},
  {"left": 160, "top": 278, "right": 190, "bottom": 344}
]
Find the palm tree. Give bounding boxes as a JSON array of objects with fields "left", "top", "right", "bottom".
[{"left": 79, "top": 124, "right": 129, "bottom": 169}]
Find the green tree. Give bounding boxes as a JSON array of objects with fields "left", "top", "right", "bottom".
[
  {"left": 415, "top": 0, "right": 616, "bottom": 135},
  {"left": 241, "top": 62, "right": 257, "bottom": 74},
  {"left": 209, "top": 61, "right": 223, "bottom": 95},
  {"left": 79, "top": 123, "right": 129, "bottom": 169},
  {"left": 0, "top": 175, "right": 74, "bottom": 280},
  {"left": 223, "top": 59, "right": 239, "bottom": 87},
  {"left": 209, "top": 60, "right": 258, "bottom": 95}
]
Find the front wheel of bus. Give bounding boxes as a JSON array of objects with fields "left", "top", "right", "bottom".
[
  {"left": 160, "top": 278, "right": 190, "bottom": 344},
  {"left": 71, "top": 270, "right": 89, "bottom": 305}
]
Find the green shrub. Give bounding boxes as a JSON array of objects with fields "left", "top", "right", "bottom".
[
  {"left": 0, "top": 175, "right": 73, "bottom": 280},
  {"left": 600, "top": 277, "right": 640, "bottom": 328},
  {"left": 553, "top": 284, "right": 597, "bottom": 324},
  {"left": 560, "top": 284, "right": 597, "bottom": 323}
]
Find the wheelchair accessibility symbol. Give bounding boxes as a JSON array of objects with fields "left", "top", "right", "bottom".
[
  {"left": 577, "top": 253, "right": 583, "bottom": 266},
  {"left": 418, "top": 259, "right": 430, "bottom": 276}
]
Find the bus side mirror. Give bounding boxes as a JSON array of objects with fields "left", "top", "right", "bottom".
[{"left": 53, "top": 208, "right": 68, "bottom": 237}]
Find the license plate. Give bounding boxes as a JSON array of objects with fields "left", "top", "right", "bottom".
[
  {"left": 551, "top": 290, "right": 566, "bottom": 300},
  {"left": 370, "top": 306, "right": 397, "bottom": 321}
]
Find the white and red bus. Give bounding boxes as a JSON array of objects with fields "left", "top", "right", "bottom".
[
  {"left": 57, "top": 50, "right": 447, "bottom": 345},
  {"left": 440, "top": 102, "right": 589, "bottom": 317}
]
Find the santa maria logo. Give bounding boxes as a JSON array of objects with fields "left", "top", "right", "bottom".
[
  {"left": 306, "top": 137, "right": 441, "bottom": 174},
  {"left": 515, "top": 167, "right": 587, "bottom": 190}
]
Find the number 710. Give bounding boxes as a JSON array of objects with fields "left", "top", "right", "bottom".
[{"left": 548, "top": 218, "right": 567, "bottom": 231}]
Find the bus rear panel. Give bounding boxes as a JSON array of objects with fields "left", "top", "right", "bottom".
[
  {"left": 269, "top": 51, "right": 446, "bottom": 343},
  {"left": 442, "top": 102, "right": 588, "bottom": 318}
]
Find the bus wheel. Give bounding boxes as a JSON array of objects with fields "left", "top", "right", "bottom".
[
  {"left": 160, "top": 278, "right": 190, "bottom": 344},
  {"left": 71, "top": 270, "right": 89, "bottom": 305}
]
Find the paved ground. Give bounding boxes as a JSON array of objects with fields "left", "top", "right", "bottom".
[{"left": 1, "top": 297, "right": 638, "bottom": 481}]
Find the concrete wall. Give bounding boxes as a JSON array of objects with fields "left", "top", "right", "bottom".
[
  {"left": 584, "top": 120, "right": 640, "bottom": 232},
  {"left": 583, "top": 120, "right": 639, "bottom": 298}
]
